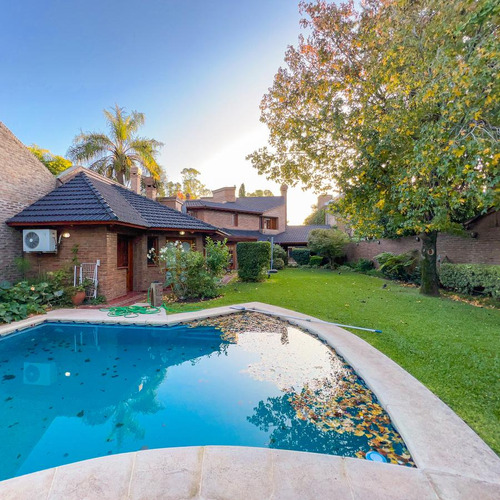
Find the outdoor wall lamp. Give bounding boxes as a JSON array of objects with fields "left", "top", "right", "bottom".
[
  {"left": 58, "top": 231, "right": 71, "bottom": 244},
  {"left": 179, "top": 231, "right": 186, "bottom": 236}
]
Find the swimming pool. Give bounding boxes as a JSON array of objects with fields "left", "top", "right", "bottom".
[{"left": 0, "top": 312, "right": 413, "bottom": 480}]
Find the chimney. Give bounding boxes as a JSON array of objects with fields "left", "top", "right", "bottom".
[
  {"left": 280, "top": 184, "right": 288, "bottom": 231},
  {"left": 317, "top": 194, "right": 333, "bottom": 209},
  {"left": 144, "top": 176, "right": 157, "bottom": 200},
  {"left": 157, "top": 196, "right": 183, "bottom": 211},
  {"left": 130, "top": 165, "right": 141, "bottom": 194},
  {"left": 212, "top": 186, "right": 236, "bottom": 203}
]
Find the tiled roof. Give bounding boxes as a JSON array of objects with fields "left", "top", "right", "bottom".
[
  {"left": 221, "top": 229, "right": 264, "bottom": 240},
  {"left": 7, "top": 171, "right": 217, "bottom": 231},
  {"left": 273, "top": 225, "right": 331, "bottom": 244},
  {"left": 185, "top": 196, "right": 285, "bottom": 214},
  {"left": 220, "top": 225, "right": 331, "bottom": 244}
]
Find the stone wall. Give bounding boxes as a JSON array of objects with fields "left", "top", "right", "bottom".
[
  {"left": 346, "top": 211, "right": 500, "bottom": 266},
  {"left": 0, "top": 122, "right": 57, "bottom": 282}
]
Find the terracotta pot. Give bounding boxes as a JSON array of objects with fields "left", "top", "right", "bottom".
[{"left": 71, "top": 290, "right": 86, "bottom": 306}]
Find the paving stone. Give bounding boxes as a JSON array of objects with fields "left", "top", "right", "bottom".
[
  {"left": 129, "top": 447, "right": 203, "bottom": 500},
  {"left": 200, "top": 446, "right": 273, "bottom": 500},
  {"left": 270, "top": 450, "right": 352, "bottom": 499},
  {"left": 344, "top": 457, "right": 438, "bottom": 500},
  {"left": 427, "top": 472, "right": 500, "bottom": 500},
  {"left": 0, "top": 468, "right": 55, "bottom": 500},
  {"left": 48, "top": 453, "right": 134, "bottom": 500}
]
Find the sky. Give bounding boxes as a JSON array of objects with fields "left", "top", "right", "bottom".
[{"left": 0, "top": 0, "right": 320, "bottom": 224}]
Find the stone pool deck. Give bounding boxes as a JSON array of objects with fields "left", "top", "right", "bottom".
[{"left": 0, "top": 302, "right": 499, "bottom": 499}]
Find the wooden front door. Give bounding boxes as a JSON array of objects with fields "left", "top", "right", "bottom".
[{"left": 117, "top": 235, "right": 134, "bottom": 292}]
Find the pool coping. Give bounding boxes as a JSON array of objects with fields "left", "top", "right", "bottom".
[{"left": 0, "top": 302, "right": 499, "bottom": 499}]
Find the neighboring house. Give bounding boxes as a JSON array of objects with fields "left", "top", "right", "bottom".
[
  {"left": 160, "top": 185, "right": 331, "bottom": 267},
  {"left": 0, "top": 122, "right": 58, "bottom": 282},
  {"left": 7, "top": 167, "right": 223, "bottom": 300}
]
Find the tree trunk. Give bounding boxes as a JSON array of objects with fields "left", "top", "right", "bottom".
[
  {"left": 116, "top": 170, "right": 124, "bottom": 185},
  {"left": 419, "top": 231, "right": 440, "bottom": 296}
]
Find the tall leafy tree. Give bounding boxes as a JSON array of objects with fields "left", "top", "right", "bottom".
[
  {"left": 304, "top": 204, "right": 327, "bottom": 225},
  {"left": 247, "top": 189, "right": 274, "bottom": 197},
  {"left": 238, "top": 183, "right": 246, "bottom": 197},
  {"left": 29, "top": 144, "right": 72, "bottom": 175},
  {"left": 68, "top": 105, "right": 164, "bottom": 185},
  {"left": 181, "top": 168, "right": 211, "bottom": 199},
  {"left": 248, "top": 0, "right": 500, "bottom": 295}
]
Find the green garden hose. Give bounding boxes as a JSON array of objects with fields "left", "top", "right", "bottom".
[{"left": 99, "top": 305, "right": 161, "bottom": 318}]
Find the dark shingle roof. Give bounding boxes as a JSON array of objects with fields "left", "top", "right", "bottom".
[
  {"left": 8, "top": 172, "right": 217, "bottom": 231},
  {"left": 273, "top": 225, "right": 331, "bottom": 244},
  {"left": 185, "top": 196, "right": 285, "bottom": 214}
]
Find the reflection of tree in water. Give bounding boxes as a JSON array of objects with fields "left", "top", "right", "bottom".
[
  {"left": 83, "top": 368, "right": 166, "bottom": 448},
  {"left": 247, "top": 393, "right": 364, "bottom": 457},
  {"left": 248, "top": 386, "right": 414, "bottom": 466}
]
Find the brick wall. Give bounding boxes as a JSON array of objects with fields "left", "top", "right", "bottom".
[
  {"left": 0, "top": 122, "right": 57, "bottom": 282},
  {"left": 346, "top": 211, "right": 500, "bottom": 266}
]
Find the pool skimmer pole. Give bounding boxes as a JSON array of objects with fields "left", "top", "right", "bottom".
[{"left": 229, "top": 306, "right": 382, "bottom": 333}]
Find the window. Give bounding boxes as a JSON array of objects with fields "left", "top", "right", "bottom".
[
  {"left": 232, "top": 213, "right": 239, "bottom": 227},
  {"left": 261, "top": 217, "right": 278, "bottom": 230},
  {"left": 165, "top": 239, "right": 193, "bottom": 252},
  {"left": 147, "top": 236, "right": 159, "bottom": 266},
  {"left": 117, "top": 235, "right": 129, "bottom": 268}
]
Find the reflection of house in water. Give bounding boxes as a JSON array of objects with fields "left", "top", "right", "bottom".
[{"left": 0, "top": 322, "right": 224, "bottom": 480}]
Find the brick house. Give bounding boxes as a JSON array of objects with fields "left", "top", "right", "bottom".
[
  {"left": 0, "top": 122, "right": 58, "bottom": 282},
  {"left": 7, "top": 167, "right": 223, "bottom": 300},
  {"left": 161, "top": 185, "right": 331, "bottom": 267}
]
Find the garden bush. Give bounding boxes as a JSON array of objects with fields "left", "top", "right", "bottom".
[
  {"left": 354, "top": 258, "right": 374, "bottom": 273},
  {"left": 273, "top": 244, "right": 288, "bottom": 265},
  {"left": 439, "top": 263, "right": 500, "bottom": 298},
  {"left": 237, "top": 241, "right": 271, "bottom": 282},
  {"left": 0, "top": 276, "right": 69, "bottom": 324},
  {"left": 158, "top": 238, "right": 230, "bottom": 299},
  {"left": 309, "top": 255, "right": 323, "bottom": 267},
  {"left": 375, "top": 251, "right": 420, "bottom": 283},
  {"left": 273, "top": 258, "right": 285, "bottom": 270},
  {"left": 290, "top": 248, "right": 310, "bottom": 266},
  {"left": 307, "top": 228, "right": 349, "bottom": 268}
]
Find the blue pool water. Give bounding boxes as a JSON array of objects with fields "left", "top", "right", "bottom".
[{"left": 0, "top": 319, "right": 412, "bottom": 480}]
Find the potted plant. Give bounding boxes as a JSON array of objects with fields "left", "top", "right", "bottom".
[{"left": 66, "top": 279, "right": 92, "bottom": 306}]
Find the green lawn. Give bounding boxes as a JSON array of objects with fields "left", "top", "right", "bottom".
[{"left": 168, "top": 268, "right": 500, "bottom": 455}]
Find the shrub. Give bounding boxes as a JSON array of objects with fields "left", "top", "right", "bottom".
[
  {"left": 337, "top": 265, "right": 353, "bottom": 272},
  {"left": 273, "top": 258, "right": 285, "bottom": 270},
  {"left": 273, "top": 244, "right": 288, "bottom": 265},
  {"left": 354, "top": 258, "right": 374, "bottom": 273},
  {"left": 290, "top": 248, "right": 311, "bottom": 266},
  {"left": 237, "top": 241, "right": 271, "bottom": 282},
  {"left": 158, "top": 238, "right": 230, "bottom": 300},
  {"left": 375, "top": 251, "right": 420, "bottom": 283},
  {"left": 307, "top": 228, "right": 349, "bottom": 268},
  {"left": 0, "top": 278, "right": 68, "bottom": 324},
  {"left": 309, "top": 256, "right": 323, "bottom": 267},
  {"left": 439, "top": 263, "right": 500, "bottom": 298}
]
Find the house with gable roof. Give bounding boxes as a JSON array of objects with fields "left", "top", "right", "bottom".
[{"left": 7, "top": 165, "right": 224, "bottom": 300}]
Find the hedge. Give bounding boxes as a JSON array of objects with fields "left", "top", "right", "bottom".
[
  {"left": 290, "top": 248, "right": 310, "bottom": 266},
  {"left": 439, "top": 263, "right": 500, "bottom": 298},
  {"left": 237, "top": 241, "right": 271, "bottom": 282},
  {"left": 309, "top": 256, "right": 323, "bottom": 267}
]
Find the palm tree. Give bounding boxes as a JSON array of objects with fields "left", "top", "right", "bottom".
[{"left": 68, "top": 105, "right": 164, "bottom": 185}]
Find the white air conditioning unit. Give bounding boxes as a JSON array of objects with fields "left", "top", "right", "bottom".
[{"left": 23, "top": 229, "right": 58, "bottom": 253}]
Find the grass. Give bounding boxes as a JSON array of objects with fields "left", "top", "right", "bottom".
[{"left": 169, "top": 268, "right": 500, "bottom": 455}]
